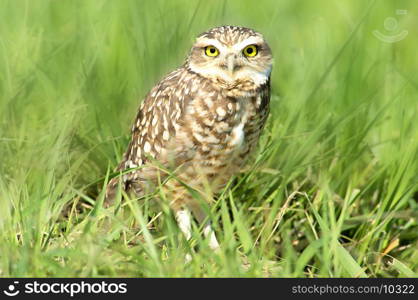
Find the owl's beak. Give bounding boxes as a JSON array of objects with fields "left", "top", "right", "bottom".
[{"left": 226, "top": 54, "right": 236, "bottom": 75}]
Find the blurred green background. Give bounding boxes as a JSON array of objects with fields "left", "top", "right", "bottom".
[{"left": 0, "top": 0, "right": 417, "bottom": 277}]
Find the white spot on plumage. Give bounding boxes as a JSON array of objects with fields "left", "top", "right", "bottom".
[
  {"left": 256, "top": 96, "right": 261, "bottom": 107},
  {"left": 193, "top": 132, "right": 205, "bottom": 143},
  {"left": 163, "top": 130, "right": 170, "bottom": 141},
  {"left": 187, "top": 106, "right": 195, "bottom": 114},
  {"left": 203, "top": 118, "right": 214, "bottom": 127},
  {"left": 175, "top": 110, "right": 181, "bottom": 120},
  {"left": 216, "top": 107, "right": 226, "bottom": 117},
  {"left": 205, "top": 135, "right": 220, "bottom": 144},
  {"left": 144, "top": 141, "right": 151, "bottom": 153},
  {"left": 216, "top": 121, "right": 230, "bottom": 133},
  {"left": 128, "top": 161, "right": 138, "bottom": 169},
  {"left": 155, "top": 142, "right": 161, "bottom": 153},
  {"left": 230, "top": 123, "right": 245, "bottom": 147},
  {"left": 204, "top": 98, "right": 213, "bottom": 108},
  {"left": 152, "top": 116, "right": 158, "bottom": 126},
  {"left": 163, "top": 114, "right": 169, "bottom": 129}
]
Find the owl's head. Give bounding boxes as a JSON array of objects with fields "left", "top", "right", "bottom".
[{"left": 186, "top": 26, "right": 273, "bottom": 91}]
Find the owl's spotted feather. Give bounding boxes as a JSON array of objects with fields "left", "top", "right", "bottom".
[{"left": 104, "top": 26, "right": 273, "bottom": 251}]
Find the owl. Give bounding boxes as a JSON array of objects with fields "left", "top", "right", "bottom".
[{"left": 105, "top": 25, "right": 273, "bottom": 251}]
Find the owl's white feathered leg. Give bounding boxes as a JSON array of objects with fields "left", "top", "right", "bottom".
[
  {"left": 175, "top": 209, "right": 193, "bottom": 262},
  {"left": 175, "top": 209, "right": 192, "bottom": 241},
  {"left": 203, "top": 223, "right": 220, "bottom": 251},
  {"left": 175, "top": 206, "right": 220, "bottom": 260},
  {"left": 188, "top": 202, "right": 220, "bottom": 251}
]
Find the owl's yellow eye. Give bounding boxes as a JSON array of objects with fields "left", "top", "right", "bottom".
[
  {"left": 243, "top": 44, "right": 258, "bottom": 57},
  {"left": 205, "top": 46, "right": 219, "bottom": 57}
]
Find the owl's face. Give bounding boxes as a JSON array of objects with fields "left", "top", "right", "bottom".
[{"left": 186, "top": 26, "right": 273, "bottom": 89}]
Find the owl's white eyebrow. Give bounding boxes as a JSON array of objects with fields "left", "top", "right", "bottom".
[
  {"left": 195, "top": 38, "right": 225, "bottom": 51},
  {"left": 232, "top": 36, "right": 264, "bottom": 51}
]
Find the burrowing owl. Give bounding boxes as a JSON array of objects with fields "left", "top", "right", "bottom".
[{"left": 105, "top": 25, "right": 272, "bottom": 250}]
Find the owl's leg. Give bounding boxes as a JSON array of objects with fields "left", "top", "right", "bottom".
[
  {"left": 172, "top": 206, "right": 220, "bottom": 256},
  {"left": 188, "top": 202, "right": 220, "bottom": 251},
  {"left": 174, "top": 209, "right": 193, "bottom": 262},
  {"left": 203, "top": 223, "right": 220, "bottom": 251},
  {"left": 175, "top": 205, "right": 220, "bottom": 254},
  {"left": 175, "top": 209, "right": 192, "bottom": 241},
  {"left": 169, "top": 180, "right": 220, "bottom": 255}
]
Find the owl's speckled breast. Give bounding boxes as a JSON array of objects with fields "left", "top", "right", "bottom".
[{"left": 171, "top": 86, "right": 267, "bottom": 191}]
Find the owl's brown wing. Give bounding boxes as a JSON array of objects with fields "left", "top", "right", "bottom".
[{"left": 104, "top": 67, "right": 197, "bottom": 202}]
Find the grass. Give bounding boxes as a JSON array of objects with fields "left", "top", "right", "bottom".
[{"left": 0, "top": 0, "right": 417, "bottom": 277}]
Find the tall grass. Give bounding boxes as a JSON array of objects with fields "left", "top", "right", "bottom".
[{"left": 0, "top": 0, "right": 417, "bottom": 277}]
